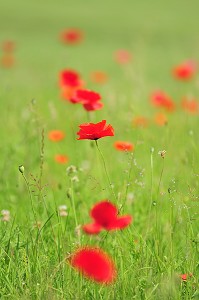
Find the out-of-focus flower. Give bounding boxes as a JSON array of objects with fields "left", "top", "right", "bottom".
[
  {"left": 60, "top": 70, "right": 82, "bottom": 88},
  {"left": 180, "top": 273, "right": 193, "bottom": 281},
  {"left": 133, "top": 116, "right": 149, "bottom": 128},
  {"left": 114, "top": 49, "right": 132, "bottom": 64},
  {"left": 82, "top": 200, "right": 132, "bottom": 234},
  {"left": 181, "top": 97, "right": 199, "bottom": 114},
  {"left": 154, "top": 112, "right": 168, "bottom": 126},
  {"left": 70, "top": 247, "right": 117, "bottom": 283},
  {"left": 158, "top": 150, "right": 166, "bottom": 158},
  {"left": 58, "top": 205, "right": 68, "bottom": 217},
  {"left": 1, "top": 210, "right": 10, "bottom": 222},
  {"left": 151, "top": 90, "right": 175, "bottom": 112},
  {"left": 173, "top": 60, "right": 196, "bottom": 80},
  {"left": 0, "top": 55, "right": 15, "bottom": 68},
  {"left": 70, "top": 89, "right": 103, "bottom": 111},
  {"left": 114, "top": 141, "right": 134, "bottom": 152},
  {"left": 48, "top": 130, "right": 65, "bottom": 142},
  {"left": 66, "top": 165, "right": 78, "bottom": 175},
  {"left": 2, "top": 40, "right": 15, "bottom": 52},
  {"left": 77, "top": 120, "right": 114, "bottom": 140},
  {"left": 90, "top": 71, "right": 108, "bottom": 84},
  {"left": 60, "top": 28, "right": 83, "bottom": 45},
  {"left": 55, "top": 154, "right": 69, "bottom": 164}
]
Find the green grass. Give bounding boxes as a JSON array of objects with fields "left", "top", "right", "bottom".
[{"left": 0, "top": 0, "right": 199, "bottom": 299}]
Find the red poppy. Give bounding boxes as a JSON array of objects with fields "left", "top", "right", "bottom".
[
  {"left": 2, "top": 40, "right": 15, "bottom": 52},
  {"left": 82, "top": 200, "right": 132, "bottom": 234},
  {"left": 70, "top": 247, "right": 116, "bottom": 284},
  {"left": 154, "top": 112, "right": 168, "bottom": 126},
  {"left": 114, "top": 49, "right": 132, "bottom": 64},
  {"left": 71, "top": 89, "right": 103, "bottom": 111},
  {"left": 90, "top": 71, "right": 108, "bottom": 84},
  {"left": 114, "top": 141, "right": 134, "bottom": 152},
  {"left": 60, "top": 28, "right": 83, "bottom": 45},
  {"left": 151, "top": 91, "right": 175, "bottom": 112},
  {"left": 48, "top": 130, "right": 65, "bottom": 142},
  {"left": 55, "top": 154, "right": 69, "bottom": 164},
  {"left": 133, "top": 116, "right": 149, "bottom": 128},
  {"left": 180, "top": 273, "right": 193, "bottom": 281},
  {"left": 181, "top": 97, "right": 199, "bottom": 114},
  {"left": 173, "top": 61, "right": 196, "bottom": 80},
  {"left": 77, "top": 120, "right": 114, "bottom": 140},
  {"left": 60, "top": 69, "right": 82, "bottom": 88}
]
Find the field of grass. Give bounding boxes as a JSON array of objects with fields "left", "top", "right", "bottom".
[{"left": 0, "top": 0, "right": 199, "bottom": 299}]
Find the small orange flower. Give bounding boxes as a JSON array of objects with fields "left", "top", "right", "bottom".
[
  {"left": 181, "top": 98, "right": 199, "bottom": 114},
  {"left": 90, "top": 71, "right": 108, "bottom": 84},
  {"left": 0, "top": 55, "right": 15, "bottom": 68},
  {"left": 2, "top": 40, "right": 15, "bottom": 52},
  {"left": 133, "top": 116, "right": 149, "bottom": 128},
  {"left": 114, "top": 141, "right": 134, "bottom": 152},
  {"left": 55, "top": 154, "right": 69, "bottom": 164},
  {"left": 154, "top": 112, "right": 168, "bottom": 126},
  {"left": 48, "top": 130, "right": 65, "bottom": 142}
]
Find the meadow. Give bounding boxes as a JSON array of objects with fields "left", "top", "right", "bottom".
[{"left": 0, "top": 0, "right": 199, "bottom": 299}]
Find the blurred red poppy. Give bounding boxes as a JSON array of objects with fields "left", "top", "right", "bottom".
[
  {"left": 0, "top": 55, "right": 15, "bottom": 68},
  {"left": 181, "top": 97, "right": 199, "bottom": 114},
  {"left": 60, "top": 28, "right": 83, "bottom": 45},
  {"left": 114, "top": 49, "right": 132, "bottom": 64},
  {"left": 90, "top": 71, "right": 108, "bottom": 84},
  {"left": 60, "top": 69, "right": 82, "bottom": 88},
  {"left": 82, "top": 200, "right": 132, "bottom": 234},
  {"left": 151, "top": 91, "right": 175, "bottom": 112},
  {"left": 48, "top": 130, "right": 65, "bottom": 142},
  {"left": 2, "top": 40, "right": 15, "bottom": 52},
  {"left": 71, "top": 89, "right": 103, "bottom": 111},
  {"left": 173, "top": 60, "right": 196, "bottom": 80},
  {"left": 114, "top": 141, "right": 134, "bottom": 152},
  {"left": 55, "top": 154, "right": 69, "bottom": 164},
  {"left": 77, "top": 120, "right": 114, "bottom": 140},
  {"left": 70, "top": 247, "right": 116, "bottom": 284},
  {"left": 133, "top": 116, "right": 149, "bottom": 128},
  {"left": 180, "top": 273, "right": 193, "bottom": 281},
  {"left": 154, "top": 112, "right": 168, "bottom": 126}
]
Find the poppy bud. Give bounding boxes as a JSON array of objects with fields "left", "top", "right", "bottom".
[{"left": 19, "top": 165, "right": 24, "bottom": 174}]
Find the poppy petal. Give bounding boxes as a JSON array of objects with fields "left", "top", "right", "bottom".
[
  {"left": 82, "top": 223, "right": 102, "bottom": 234},
  {"left": 105, "top": 215, "right": 132, "bottom": 230},
  {"left": 91, "top": 201, "right": 118, "bottom": 227},
  {"left": 70, "top": 247, "right": 116, "bottom": 283}
]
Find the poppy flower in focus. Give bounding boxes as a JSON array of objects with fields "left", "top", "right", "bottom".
[
  {"left": 173, "top": 61, "right": 196, "bottom": 80},
  {"left": 114, "top": 49, "right": 132, "bottom": 64},
  {"left": 133, "top": 116, "right": 149, "bottom": 128},
  {"left": 2, "top": 40, "right": 15, "bottom": 52},
  {"left": 114, "top": 141, "right": 134, "bottom": 152},
  {"left": 71, "top": 89, "right": 103, "bottom": 111},
  {"left": 77, "top": 120, "right": 114, "bottom": 140},
  {"left": 151, "top": 91, "right": 175, "bottom": 112},
  {"left": 48, "top": 130, "right": 65, "bottom": 142},
  {"left": 82, "top": 200, "right": 132, "bottom": 234},
  {"left": 55, "top": 154, "right": 69, "bottom": 164},
  {"left": 154, "top": 112, "right": 168, "bottom": 126},
  {"left": 60, "top": 28, "right": 83, "bottom": 45},
  {"left": 70, "top": 247, "right": 116, "bottom": 284},
  {"left": 90, "top": 71, "right": 108, "bottom": 84},
  {"left": 181, "top": 97, "right": 199, "bottom": 114}
]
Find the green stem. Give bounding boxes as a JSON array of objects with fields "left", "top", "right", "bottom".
[{"left": 95, "top": 140, "right": 117, "bottom": 201}]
